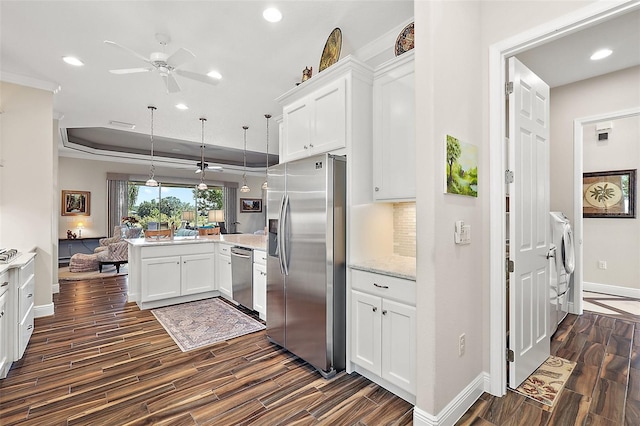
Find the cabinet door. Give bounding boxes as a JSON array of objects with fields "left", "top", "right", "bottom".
[
  {"left": 141, "top": 256, "right": 181, "bottom": 302},
  {"left": 351, "top": 290, "right": 382, "bottom": 375},
  {"left": 381, "top": 298, "right": 416, "bottom": 393},
  {"left": 282, "top": 97, "right": 311, "bottom": 161},
  {"left": 311, "top": 77, "right": 346, "bottom": 154},
  {"left": 373, "top": 60, "right": 415, "bottom": 201},
  {"left": 217, "top": 254, "right": 233, "bottom": 300},
  {"left": 252, "top": 263, "right": 267, "bottom": 320},
  {"left": 181, "top": 253, "right": 215, "bottom": 296},
  {"left": 0, "top": 291, "right": 8, "bottom": 378}
]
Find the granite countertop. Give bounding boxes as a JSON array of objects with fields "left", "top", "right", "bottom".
[
  {"left": 0, "top": 251, "right": 37, "bottom": 275},
  {"left": 350, "top": 255, "right": 416, "bottom": 281},
  {"left": 126, "top": 234, "right": 267, "bottom": 251}
]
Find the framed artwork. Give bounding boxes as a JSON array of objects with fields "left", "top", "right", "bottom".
[
  {"left": 583, "top": 169, "right": 636, "bottom": 218},
  {"left": 61, "top": 190, "right": 90, "bottom": 216},
  {"left": 240, "top": 198, "right": 263, "bottom": 213},
  {"left": 445, "top": 134, "right": 478, "bottom": 197}
]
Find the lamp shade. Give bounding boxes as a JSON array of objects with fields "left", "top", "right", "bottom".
[
  {"left": 208, "top": 209, "right": 224, "bottom": 223},
  {"left": 182, "top": 211, "right": 195, "bottom": 221}
]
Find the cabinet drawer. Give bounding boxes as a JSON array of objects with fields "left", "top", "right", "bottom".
[
  {"left": 217, "top": 244, "right": 232, "bottom": 256},
  {"left": 19, "top": 258, "right": 35, "bottom": 285},
  {"left": 0, "top": 271, "right": 9, "bottom": 297},
  {"left": 350, "top": 269, "right": 415, "bottom": 305},
  {"left": 253, "top": 250, "right": 267, "bottom": 265},
  {"left": 19, "top": 274, "right": 35, "bottom": 322},
  {"left": 18, "top": 305, "right": 34, "bottom": 359}
]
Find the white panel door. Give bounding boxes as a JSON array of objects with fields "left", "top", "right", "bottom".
[
  {"left": 216, "top": 254, "right": 233, "bottom": 299},
  {"left": 282, "top": 98, "right": 311, "bottom": 161},
  {"left": 508, "top": 57, "right": 551, "bottom": 388},
  {"left": 381, "top": 298, "right": 416, "bottom": 393},
  {"left": 181, "top": 253, "right": 215, "bottom": 296},
  {"left": 351, "top": 290, "right": 382, "bottom": 375},
  {"left": 311, "top": 78, "right": 346, "bottom": 154},
  {"left": 253, "top": 262, "right": 267, "bottom": 320},
  {"left": 141, "top": 256, "right": 181, "bottom": 302}
]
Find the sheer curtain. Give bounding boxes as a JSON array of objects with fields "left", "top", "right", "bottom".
[
  {"left": 106, "top": 174, "right": 128, "bottom": 235},
  {"left": 223, "top": 187, "right": 237, "bottom": 234}
]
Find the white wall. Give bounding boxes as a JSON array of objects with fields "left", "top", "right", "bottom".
[
  {"left": 0, "top": 82, "right": 55, "bottom": 311},
  {"left": 58, "top": 156, "right": 266, "bottom": 237}
]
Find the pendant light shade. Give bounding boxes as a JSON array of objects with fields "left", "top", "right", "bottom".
[
  {"left": 262, "top": 114, "right": 271, "bottom": 190},
  {"left": 240, "top": 125, "right": 250, "bottom": 193},
  {"left": 198, "top": 118, "right": 208, "bottom": 191},
  {"left": 145, "top": 106, "right": 158, "bottom": 187}
]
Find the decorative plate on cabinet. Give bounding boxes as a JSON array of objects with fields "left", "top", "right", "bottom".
[
  {"left": 319, "top": 28, "right": 342, "bottom": 72},
  {"left": 395, "top": 22, "right": 414, "bottom": 56}
]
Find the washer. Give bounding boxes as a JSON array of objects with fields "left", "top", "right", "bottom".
[{"left": 549, "top": 212, "right": 575, "bottom": 334}]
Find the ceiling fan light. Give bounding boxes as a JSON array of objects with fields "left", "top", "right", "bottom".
[
  {"left": 62, "top": 56, "right": 84, "bottom": 66},
  {"left": 590, "top": 49, "right": 612, "bottom": 60},
  {"left": 263, "top": 8, "right": 282, "bottom": 23},
  {"left": 207, "top": 70, "right": 222, "bottom": 80}
]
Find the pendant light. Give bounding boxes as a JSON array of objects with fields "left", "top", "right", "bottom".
[
  {"left": 145, "top": 106, "right": 158, "bottom": 187},
  {"left": 240, "top": 125, "right": 250, "bottom": 193},
  {"left": 262, "top": 114, "right": 271, "bottom": 190},
  {"left": 197, "top": 118, "right": 208, "bottom": 190}
]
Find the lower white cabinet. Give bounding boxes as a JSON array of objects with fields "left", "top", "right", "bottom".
[
  {"left": 350, "top": 269, "right": 416, "bottom": 399},
  {"left": 0, "top": 283, "right": 9, "bottom": 379},
  {"left": 181, "top": 254, "right": 216, "bottom": 296},
  {"left": 253, "top": 250, "right": 267, "bottom": 321},
  {"left": 16, "top": 258, "right": 35, "bottom": 360},
  {"left": 141, "top": 253, "right": 215, "bottom": 302},
  {"left": 216, "top": 244, "right": 233, "bottom": 300}
]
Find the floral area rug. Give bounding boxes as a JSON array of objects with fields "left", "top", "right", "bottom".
[
  {"left": 514, "top": 355, "right": 576, "bottom": 407},
  {"left": 151, "top": 297, "right": 265, "bottom": 352}
]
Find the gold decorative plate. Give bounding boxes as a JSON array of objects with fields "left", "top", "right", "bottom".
[
  {"left": 319, "top": 28, "right": 342, "bottom": 72},
  {"left": 395, "top": 22, "right": 414, "bottom": 56}
]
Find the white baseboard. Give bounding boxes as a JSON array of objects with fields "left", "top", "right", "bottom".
[
  {"left": 583, "top": 281, "right": 640, "bottom": 299},
  {"left": 413, "top": 372, "right": 487, "bottom": 426},
  {"left": 35, "top": 303, "right": 54, "bottom": 318},
  {"left": 52, "top": 282, "right": 60, "bottom": 294}
]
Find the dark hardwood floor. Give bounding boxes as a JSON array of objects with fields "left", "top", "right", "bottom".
[
  {"left": 457, "top": 304, "right": 640, "bottom": 425},
  {"left": 0, "top": 276, "right": 413, "bottom": 425},
  {"left": 2, "top": 276, "right": 638, "bottom": 425}
]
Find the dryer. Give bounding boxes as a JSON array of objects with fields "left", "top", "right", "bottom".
[{"left": 549, "top": 211, "right": 575, "bottom": 334}]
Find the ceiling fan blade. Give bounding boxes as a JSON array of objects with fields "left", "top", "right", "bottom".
[
  {"left": 104, "top": 40, "right": 151, "bottom": 64},
  {"left": 109, "top": 67, "right": 153, "bottom": 74},
  {"left": 175, "top": 69, "right": 220, "bottom": 86},
  {"left": 161, "top": 74, "right": 181, "bottom": 93},
  {"left": 166, "top": 47, "right": 195, "bottom": 68}
]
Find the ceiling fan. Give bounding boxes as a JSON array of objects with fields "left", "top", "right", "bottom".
[{"left": 104, "top": 33, "right": 220, "bottom": 93}]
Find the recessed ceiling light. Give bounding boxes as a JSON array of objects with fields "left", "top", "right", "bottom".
[
  {"left": 62, "top": 56, "right": 84, "bottom": 66},
  {"left": 590, "top": 49, "right": 612, "bottom": 60},
  {"left": 207, "top": 70, "right": 222, "bottom": 80},
  {"left": 109, "top": 120, "right": 135, "bottom": 129},
  {"left": 175, "top": 103, "right": 189, "bottom": 110},
  {"left": 263, "top": 8, "right": 282, "bottom": 23}
]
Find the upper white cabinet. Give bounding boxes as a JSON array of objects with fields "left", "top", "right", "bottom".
[
  {"left": 372, "top": 51, "right": 415, "bottom": 201},
  {"left": 277, "top": 56, "right": 373, "bottom": 164}
]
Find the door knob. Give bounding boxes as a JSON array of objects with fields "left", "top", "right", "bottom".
[{"left": 372, "top": 307, "right": 377, "bottom": 312}]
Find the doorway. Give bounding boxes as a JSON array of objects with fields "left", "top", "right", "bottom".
[{"left": 489, "top": 1, "right": 640, "bottom": 397}]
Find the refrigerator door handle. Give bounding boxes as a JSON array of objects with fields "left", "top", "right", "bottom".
[
  {"left": 277, "top": 194, "right": 286, "bottom": 275},
  {"left": 280, "top": 194, "right": 290, "bottom": 276}
]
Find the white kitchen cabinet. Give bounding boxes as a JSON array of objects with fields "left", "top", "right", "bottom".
[
  {"left": 16, "top": 257, "right": 35, "bottom": 360},
  {"left": 252, "top": 250, "right": 267, "bottom": 321},
  {"left": 141, "top": 256, "right": 182, "bottom": 302},
  {"left": 181, "top": 253, "right": 216, "bottom": 296},
  {"left": 372, "top": 51, "right": 415, "bottom": 201},
  {"left": 277, "top": 56, "right": 372, "bottom": 164},
  {"left": 350, "top": 268, "right": 416, "bottom": 400},
  {"left": 216, "top": 244, "right": 233, "bottom": 300},
  {"left": 0, "top": 273, "right": 9, "bottom": 379}
]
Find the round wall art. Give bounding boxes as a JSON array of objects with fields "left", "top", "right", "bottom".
[
  {"left": 395, "top": 22, "right": 414, "bottom": 56},
  {"left": 319, "top": 28, "right": 342, "bottom": 72}
]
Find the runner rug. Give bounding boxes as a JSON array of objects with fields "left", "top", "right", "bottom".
[
  {"left": 152, "top": 297, "right": 265, "bottom": 352},
  {"left": 514, "top": 355, "right": 576, "bottom": 407}
]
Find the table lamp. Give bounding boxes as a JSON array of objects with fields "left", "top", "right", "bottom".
[
  {"left": 181, "top": 211, "right": 195, "bottom": 228},
  {"left": 208, "top": 210, "right": 225, "bottom": 233},
  {"left": 77, "top": 222, "right": 84, "bottom": 238}
]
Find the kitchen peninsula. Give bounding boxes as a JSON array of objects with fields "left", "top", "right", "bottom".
[{"left": 127, "top": 234, "right": 266, "bottom": 311}]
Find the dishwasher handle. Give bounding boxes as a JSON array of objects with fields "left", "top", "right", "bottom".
[{"left": 231, "top": 247, "right": 253, "bottom": 259}]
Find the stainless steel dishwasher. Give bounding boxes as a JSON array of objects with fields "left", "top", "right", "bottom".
[{"left": 230, "top": 246, "right": 253, "bottom": 309}]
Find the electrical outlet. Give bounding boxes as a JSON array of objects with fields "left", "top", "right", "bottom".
[
  {"left": 459, "top": 333, "right": 466, "bottom": 357},
  {"left": 598, "top": 260, "right": 607, "bottom": 270}
]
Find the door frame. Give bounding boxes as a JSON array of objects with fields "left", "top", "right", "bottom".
[
  {"left": 488, "top": 0, "right": 640, "bottom": 396},
  {"left": 572, "top": 107, "right": 640, "bottom": 314}
]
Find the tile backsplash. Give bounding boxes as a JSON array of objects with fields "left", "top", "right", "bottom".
[{"left": 393, "top": 202, "right": 416, "bottom": 257}]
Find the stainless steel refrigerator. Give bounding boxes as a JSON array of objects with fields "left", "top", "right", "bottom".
[{"left": 267, "top": 153, "right": 346, "bottom": 378}]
